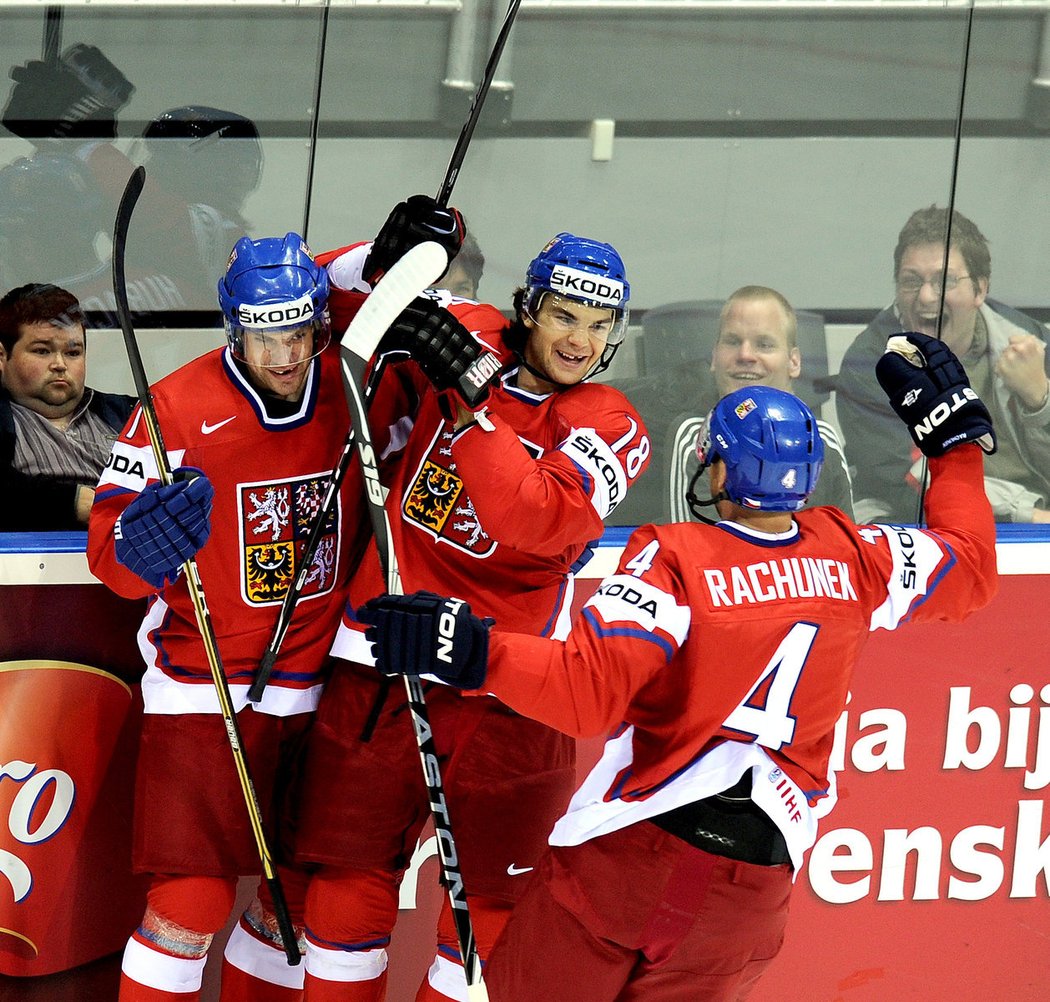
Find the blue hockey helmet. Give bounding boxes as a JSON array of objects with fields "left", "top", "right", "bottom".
[
  {"left": 522, "top": 232, "right": 630, "bottom": 378},
  {"left": 217, "top": 232, "right": 331, "bottom": 365},
  {"left": 696, "top": 386, "right": 824, "bottom": 511}
]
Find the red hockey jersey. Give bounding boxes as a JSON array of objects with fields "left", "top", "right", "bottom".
[
  {"left": 88, "top": 346, "right": 368, "bottom": 716},
  {"left": 482, "top": 447, "right": 998, "bottom": 867},
  {"left": 331, "top": 286, "right": 652, "bottom": 661}
]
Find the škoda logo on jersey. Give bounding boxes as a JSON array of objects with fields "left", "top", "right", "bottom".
[
  {"left": 402, "top": 430, "right": 495, "bottom": 557},
  {"left": 237, "top": 473, "right": 340, "bottom": 604}
]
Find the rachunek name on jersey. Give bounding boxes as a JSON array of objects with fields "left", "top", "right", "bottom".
[{"left": 704, "top": 556, "right": 859, "bottom": 608}]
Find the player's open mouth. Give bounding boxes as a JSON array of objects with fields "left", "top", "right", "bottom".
[
  {"left": 556, "top": 350, "right": 587, "bottom": 365},
  {"left": 915, "top": 313, "right": 943, "bottom": 332},
  {"left": 730, "top": 372, "right": 762, "bottom": 381}
]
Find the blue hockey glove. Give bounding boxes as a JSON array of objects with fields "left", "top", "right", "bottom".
[
  {"left": 876, "top": 332, "right": 996, "bottom": 458},
  {"left": 357, "top": 590, "right": 493, "bottom": 690},
  {"left": 363, "top": 195, "right": 465, "bottom": 285},
  {"left": 114, "top": 467, "right": 214, "bottom": 589},
  {"left": 380, "top": 296, "right": 502, "bottom": 416}
]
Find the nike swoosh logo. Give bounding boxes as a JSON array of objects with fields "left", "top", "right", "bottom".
[
  {"left": 506, "top": 864, "right": 534, "bottom": 876},
  {"left": 201, "top": 416, "right": 237, "bottom": 435}
]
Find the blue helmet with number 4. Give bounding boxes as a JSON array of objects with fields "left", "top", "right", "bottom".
[
  {"left": 217, "top": 232, "right": 331, "bottom": 364},
  {"left": 696, "top": 386, "right": 824, "bottom": 511}
]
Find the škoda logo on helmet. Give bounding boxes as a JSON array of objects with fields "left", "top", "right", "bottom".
[
  {"left": 236, "top": 292, "right": 316, "bottom": 328},
  {"left": 549, "top": 265, "right": 623, "bottom": 305}
]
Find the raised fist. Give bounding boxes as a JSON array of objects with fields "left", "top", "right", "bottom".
[
  {"left": 380, "top": 296, "right": 503, "bottom": 415},
  {"left": 876, "top": 332, "right": 996, "bottom": 458},
  {"left": 363, "top": 195, "right": 465, "bottom": 286},
  {"left": 3, "top": 44, "right": 134, "bottom": 142}
]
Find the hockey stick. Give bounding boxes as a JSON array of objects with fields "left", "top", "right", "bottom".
[
  {"left": 912, "top": 1, "right": 976, "bottom": 528},
  {"left": 247, "top": 0, "right": 523, "bottom": 701},
  {"left": 339, "top": 241, "right": 489, "bottom": 1001},
  {"left": 246, "top": 356, "right": 394, "bottom": 703},
  {"left": 112, "top": 166, "right": 301, "bottom": 967},
  {"left": 247, "top": 429, "right": 354, "bottom": 703},
  {"left": 436, "top": 0, "right": 523, "bottom": 207},
  {"left": 42, "top": 6, "right": 62, "bottom": 65}
]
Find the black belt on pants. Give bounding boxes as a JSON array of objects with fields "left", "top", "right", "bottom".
[{"left": 650, "top": 776, "right": 791, "bottom": 867}]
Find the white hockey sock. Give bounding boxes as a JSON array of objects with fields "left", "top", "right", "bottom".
[
  {"left": 304, "top": 941, "right": 388, "bottom": 983},
  {"left": 423, "top": 954, "right": 469, "bottom": 1002},
  {"left": 223, "top": 920, "right": 305, "bottom": 990},
  {"left": 122, "top": 935, "right": 208, "bottom": 994}
]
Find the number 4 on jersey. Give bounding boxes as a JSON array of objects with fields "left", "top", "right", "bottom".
[{"left": 723, "top": 622, "right": 819, "bottom": 750}]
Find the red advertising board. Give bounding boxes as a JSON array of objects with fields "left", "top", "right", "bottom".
[
  {"left": 0, "top": 662, "right": 147, "bottom": 978},
  {"left": 1, "top": 535, "right": 1048, "bottom": 1000}
]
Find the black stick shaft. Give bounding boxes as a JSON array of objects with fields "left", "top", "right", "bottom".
[
  {"left": 112, "top": 167, "right": 300, "bottom": 967},
  {"left": 435, "top": 0, "right": 523, "bottom": 207},
  {"left": 249, "top": 0, "right": 524, "bottom": 695},
  {"left": 43, "top": 7, "right": 62, "bottom": 64},
  {"left": 247, "top": 431, "right": 355, "bottom": 702},
  {"left": 337, "top": 243, "right": 487, "bottom": 998}
]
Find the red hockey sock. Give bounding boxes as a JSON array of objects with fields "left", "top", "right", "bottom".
[{"left": 220, "top": 956, "right": 303, "bottom": 1002}]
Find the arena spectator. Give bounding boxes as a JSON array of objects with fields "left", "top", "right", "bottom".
[
  {"left": 836, "top": 205, "right": 1050, "bottom": 523},
  {"left": 0, "top": 283, "right": 134, "bottom": 530}
]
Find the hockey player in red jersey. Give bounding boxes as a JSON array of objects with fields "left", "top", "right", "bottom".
[
  {"left": 291, "top": 229, "right": 651, "bottom": 1000},
  {"left": 87, "top": 233, "right": 375, "bottom": 1002},
  {"left": 358, "top": 332, "right": 999, "bottom": 1001}
]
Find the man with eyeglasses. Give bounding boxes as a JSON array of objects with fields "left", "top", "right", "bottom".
[
  {"left": 290, "top": 230, "right": 651, "bottom": 1001},
  {"left": 836, "top": 205, "right": 1050, "bottom": 523}
]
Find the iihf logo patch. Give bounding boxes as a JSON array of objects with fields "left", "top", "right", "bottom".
[{"left": 238, "top": 474, "right": 339, "bottom": 605}]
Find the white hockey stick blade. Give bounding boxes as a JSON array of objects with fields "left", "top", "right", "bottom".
[{"left": 342, "top": 240, "right": 448, "bottom": 361}]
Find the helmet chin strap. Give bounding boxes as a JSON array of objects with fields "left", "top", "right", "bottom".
[
  {"left": 685, "top": 464, "right": 726, "bottom": 525},
  {"left": 517, "top": 353, "right": 572, "bottom": 389},
  {"left": 515, "top": 302, "right": 615, "bottom": 389}
]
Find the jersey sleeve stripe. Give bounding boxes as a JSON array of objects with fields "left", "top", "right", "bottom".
[
  {"left": 869, "top": 523, "right": 956, "bottom": 631},
  {"left": 903, "top": 532, "right": 957, "bottom": 617},
  {"left": 586, "top": 573, "right": 691, "bottom": 644},
  {"left": 559, "top": 426, "right": 629, "bottom": 520},
  {"left": 581, "top": 607, "right": 677, "bottom": 663}
]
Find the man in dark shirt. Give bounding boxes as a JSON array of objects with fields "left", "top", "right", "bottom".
[
  {"left": 836, "top": 206, "right": 1050, "bottom": 523},
  {"left": 0, "top": 283, "right": 135, "bottom": 530}
]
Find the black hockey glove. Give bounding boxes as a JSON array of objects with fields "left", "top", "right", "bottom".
[
  {"left": 3, "top": 44, "right": 134, "bottom": 142},
  {"left": 380, "top": 296, "right": 502, "bottom": 416},
  {"left": 358, "top": 591, "right": 493, "bottom": 690},
  {"left": 876, "top": 332, "right": 996, "bottom": 458},
  {"left": 363, "top": 195, "right": 465, "bottom": 286}
]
